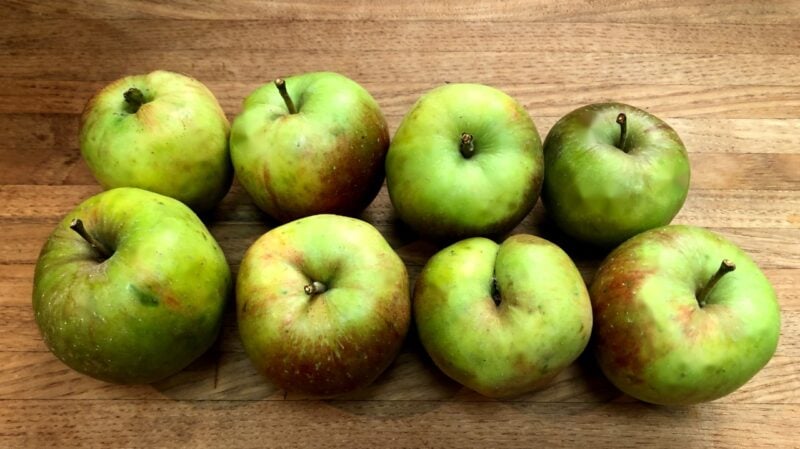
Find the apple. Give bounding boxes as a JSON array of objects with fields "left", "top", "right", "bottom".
[
  {"left": 230, "top": 72, "right": 389, "bottom": 222},
  {"left": 414, "top": 234, "right": 593, "bottom": 397},
  {"left": 32, "top": 188, "right": 231, "bottom": 383},
  {"left": 385, "top": 83, "right": 543, "bottom": 239},
  {"left": 542, "top": 103, "right": 690, "bottom": 247},
  {"left": 236, "top": 214, "right": 410, "bottom": 396},
  {"left": 80, "top": 70, "right": 232, "bottom": 212},
  {"left": 590, "top": 225, "right": 781, "bottom": 405}
]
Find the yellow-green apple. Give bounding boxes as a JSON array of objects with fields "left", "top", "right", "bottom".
[
  {"left": 542, "top": 103, "right": 690, "bottom": 247},
  {"left": 32, "top": 188, "right": 231, "bottom": 383},
  {"left": 414, "top": 234, "right": 592, "bottom": 397},
  {"left": 80, "top": 70, "right": 232, "bottom": 212},
  {"left": 385, "top": 83, "right": 543, "bottom": 239},
  {"left": 590, "top": 225, "right": 781, "bottom": 405},
  {"left": 230, "top": 72, "right": 389, "bottom": 222},
  {"left": 236, "top": 214, "right": 410, "bottom": 396}
]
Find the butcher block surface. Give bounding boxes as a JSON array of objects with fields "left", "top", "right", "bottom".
[{"left": 1, "top": 1, "right": 799, "bottom": 447}]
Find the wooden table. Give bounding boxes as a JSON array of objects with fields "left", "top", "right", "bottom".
[{"left": 1, "top": 1, "right": 799, "bottom": 447}]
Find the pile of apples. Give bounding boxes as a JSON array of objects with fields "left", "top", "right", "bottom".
[{"left": 33, "top": 70, "right": 780, "bottom": 406}]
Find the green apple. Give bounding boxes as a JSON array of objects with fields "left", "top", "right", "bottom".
[
  {"left": 230, "top": 72, "right": 389, "bottom": 222},
  {"left": 542, "top": 103, "right": 690, "bottom": 247},
  {"left": 386, "top": 83, "right": 543, "bottom": 239},
  {"left": 590, "top": 225, "right": 781, "bottom": 405},
  {"left": 414, "top": 234, "right": 592, "bottom": 397},
  {"left": 80, "top": 70, "right": 232, "bottom": 212},
  {"left": 236, "top": 214, "right": 410, "bottom": 396},
  {"left": 32, "top": 188, "right": 231, "bottom": 383}
]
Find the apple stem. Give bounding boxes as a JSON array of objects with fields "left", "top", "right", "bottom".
[
  {"left": 616, "top": 112, "right": 628, "bottom": 152},
  {"left": 69, "top": 219, "right": 111, "bottom": 260},
  {"left": 123, "top": 87, "right": 146, "bottom": 114},
  {"left": 304, "top": 281, "right": 327, "bottom": 295},
  {"left": 697, "top": 259, "right": 736, "bottom": 307},
  {"left": 460, "top": 133, "right": 475, "bottom": 159},
  {"left": 274, "top": 78, "right": 297, "bottom": 114}
]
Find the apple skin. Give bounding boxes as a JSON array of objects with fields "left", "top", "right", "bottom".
[
  {"left": 386, "top": 83, "right": 543, "bottom": 239},
  {"left": 542, "top": 103, "right": 690, "bottom": 247},
  {"left": 414, "top": 234, "right": 592, "bottom": 398},
  {"left": 230, "top": 72, "right": 389, "bottom": 223},
  {"left": 236, "top": 214, "right": 410, "bottom": 396},
  {"left": 32, "top": 188, "right": 231, "bottom": 384},
  {"left": 80, "top": 70, "right": 232, "bottom": 212},
  {"left": 590, "top": 225, "right": 781, "bottom": 405}
]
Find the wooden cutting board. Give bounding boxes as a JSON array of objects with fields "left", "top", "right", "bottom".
[{"left": 1, "top": 1, "right": 798, "bottom": 447}]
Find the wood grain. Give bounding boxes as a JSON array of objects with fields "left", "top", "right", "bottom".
[
  {"left": 1, "top": 400, "right": 799, "bottom": 449},
  {"left": 3, "top": 20, "right": 799, "bottom": 54},
  {"left": 1, "top": 1, "right": 799, "bottom": 447},
  {"left": 2, "top": 0, "right": 799, "bottom": 23},
  {"left": 4, "top": 51, "right": 800, "bottom": 86}
]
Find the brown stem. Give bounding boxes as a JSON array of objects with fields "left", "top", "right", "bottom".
[
  {"left": 616, "top": 112, "right": 628, "bottom": 152},
  {"left": 274, "top": 78, "right": 297, "bottom": 114},
  {"left": 304, "top": 281, "right": 327, "bottom": 295},
  {"left": 460, "top": 133, "right": 475, "bottom": 158},
  {"left": 69, "top": 219, "right": 111, "bottom": 260},
  {"left": 123, "top": 87, "right": 146, "bottom": 113},
  {"left": 697, "top": 259, "right": 736, "bottom": 306}
]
